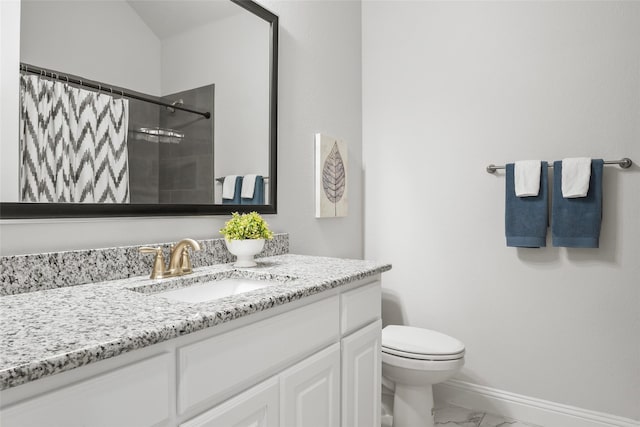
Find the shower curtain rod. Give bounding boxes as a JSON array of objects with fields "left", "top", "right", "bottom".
[
  {"left": 486, "top": 158, "right": 632, "bottom": 174},
  {"left": 19, "top": 63, "right": 211, "bottom": 119}
]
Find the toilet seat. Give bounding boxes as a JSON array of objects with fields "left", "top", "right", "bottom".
[
  {"left": 382, "top": 325, "right": 465, "bottom": 361},
  {"left": 382, "top": 350, "right": 465, "bottom": 373},
  {"left": 382, "top": 346, "right": 465, "bottom": 361}
]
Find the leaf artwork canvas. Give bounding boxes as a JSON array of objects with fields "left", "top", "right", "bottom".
[{"left": 315, "top": 133, "right": 348, "bottom": 218}]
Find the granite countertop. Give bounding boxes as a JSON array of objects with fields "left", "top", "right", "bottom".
[{"left": 0, "top": 254, "right": 391, "bottom": 390}]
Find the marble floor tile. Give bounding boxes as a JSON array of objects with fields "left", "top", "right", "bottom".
[
  {"left": 385, "top": 404, "right": 542, "bottom": 427},
  {"left": 434, "top": 405, "right": 485, "bottom": 426},
  {"left": 479, "top": 412, "right": 541, "bottom": 427}
]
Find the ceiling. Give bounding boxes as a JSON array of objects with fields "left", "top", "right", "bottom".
[{"left": 127, "top": 0, "right": 243, "bottom": 40}]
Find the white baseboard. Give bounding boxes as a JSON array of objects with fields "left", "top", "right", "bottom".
[{"left": 434, "top": 379, "right": 639, "bottom": 427}]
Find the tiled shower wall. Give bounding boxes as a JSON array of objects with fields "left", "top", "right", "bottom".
[
  {"left": 159, "top": 85, "right": 215, "bottom": 204},
  {"left": 128, "top": 99, "right": 160, "bottom": 203},
  {"left": 127, "top": 84, "right": 215, "bottom": 204}
]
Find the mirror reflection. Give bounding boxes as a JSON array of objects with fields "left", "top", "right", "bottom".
[{"left": 10, "top": 0, "right": 271, "bottom": 207}]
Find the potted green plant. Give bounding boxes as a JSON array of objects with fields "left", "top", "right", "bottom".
[{"left": 220, "top": 212, "right": 274, "bottom": 267}]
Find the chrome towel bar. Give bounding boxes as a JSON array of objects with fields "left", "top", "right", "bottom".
[{"left": 486, "top": 158, "right": 632, "bottom": 174}]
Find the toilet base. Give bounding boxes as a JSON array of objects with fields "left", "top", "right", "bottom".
[{"left": 393, "top": 383, "right": 435, "bottom": 427}]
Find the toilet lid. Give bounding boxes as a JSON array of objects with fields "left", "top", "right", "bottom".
[{"left": 382, "top": 325, "right": 465, "bottom": 358}]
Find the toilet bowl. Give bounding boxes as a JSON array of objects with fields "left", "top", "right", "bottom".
[{"left": 382, "top": 325, "right": 465, "bottom": 427}]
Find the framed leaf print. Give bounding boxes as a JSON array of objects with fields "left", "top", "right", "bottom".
[{"left": 315, "top": 133, "right": 348, "bottom": 218}]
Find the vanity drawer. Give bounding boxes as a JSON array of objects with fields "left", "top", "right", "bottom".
[
  {"left": 177, "top": 295, "right": 340, "bottom": 415},
  {"left": 180, "top": 377, "right": 279, "bottom": 427},
  {"left": 0, "top": 353, "right": 172, "bottom": 427},
  {"left": 340, "top": 281, "right": 381, "bottom": 335}
]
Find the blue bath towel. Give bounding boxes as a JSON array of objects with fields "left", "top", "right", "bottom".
[
  {"left": 222, "top": 176, "right": 242, "bottom": 204},
  {"left": 241, "top": 175, "right": 265, "bottom": 205},
  {"left": 552, "top": 159, "right": 603, "bottom": 248},
  {"left": 505, "top": 162, "right": 548, "bottom": 247}
]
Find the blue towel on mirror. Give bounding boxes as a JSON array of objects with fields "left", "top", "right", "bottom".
[
  {"left": 505, "top": 162, "right": 548, "bottom": 248},
  {"left": 222, "top": 176, "right": 242, "bottom": 204},
  {"left": 241, "top": 175, "right": 265, "bottom": 205},
  {"left": 552, "top": 159, "right": 603, "bottom": 248}
]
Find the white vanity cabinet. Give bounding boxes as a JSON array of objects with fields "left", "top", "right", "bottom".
[
  {"left": 181, "top": 377, "right": 280, "bottom": 427},
  {"left": 176, "top": 295, "right": 340, "bottom": 416},
  {"left": 0, "top": 353, "right": 174, "bottom": 427},
  {"left": 341, "top": 320, "right": 382, "bottom": 427},
  {"left": 280, "top": 343, "right": 341, "bottom": 427},
  {"left": 0, "top": 277, "right": 382, "bottom": 427},
  {"left": 183, "top": 343, "right": 342, "bottom": 427},
  {"left": 340, "top": 281, "right": 383, "bottom": 427}
]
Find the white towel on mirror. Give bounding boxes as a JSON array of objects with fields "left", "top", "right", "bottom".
[
  {"left": 562, "top": 157, "right": 591, "bottom": 198},
  {"left": 514, "top": 160, "right": 542, "bottom": 197},
  {"left": 222, "top": 175, "right": 239, "bottom": 200},
  {"left": 241, "top": 174, "right": 258, "bottom": 198}
]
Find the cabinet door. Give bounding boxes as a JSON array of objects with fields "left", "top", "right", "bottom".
[
  {"left": 181, "top": 377, "right": 279, "bottom": 427},
  {"left": 178, "top": 295, "right": 339, "bottom": 415},
  {"left": 280, "top": 343, "right": 340, "bottom": 427},
  {"left": 342, "top": 320, "right": 382, "bottom": 427}
]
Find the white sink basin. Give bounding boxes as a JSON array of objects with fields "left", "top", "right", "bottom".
[{"left": 153, "top": 278, "right": 278, "bottom": 303}]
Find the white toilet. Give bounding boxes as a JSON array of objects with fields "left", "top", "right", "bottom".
[{"left": 382, "top": 325, "right": 465, "bottom": 427}]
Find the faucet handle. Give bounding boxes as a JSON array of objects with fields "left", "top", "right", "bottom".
[
  {"left": 139, "top": 246, "right": 160, "bottom": 253},
  {"left": 180, "top": 248, "right": 193, "bottom": 274},
  {"left": 138, "top": 247, "right": 166, "bottom": 279}
]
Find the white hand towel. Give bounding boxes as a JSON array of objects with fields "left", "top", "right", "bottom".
[
  {"left": 241, "top": 174, "right": 258, "bottom": 198},
  {"left": 514, "top": 160, "right": 542, "bottom": 197},
  {"left": 222, "top": 175, "right": 239, "bottom": 200},
  {"left": 562, "top": 157, "right": 591, "bottom": 198}
]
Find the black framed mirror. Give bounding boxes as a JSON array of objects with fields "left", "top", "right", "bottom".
[{"left": 0, "top": 0, "right": 277, "bottom": 219}]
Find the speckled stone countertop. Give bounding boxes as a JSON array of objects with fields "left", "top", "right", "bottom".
[
  {"left": 0, "top": 234, "right": 289, "bottom": 296},
  {"left": 0, "top": 254, "right": 391, "bottom": 390}
]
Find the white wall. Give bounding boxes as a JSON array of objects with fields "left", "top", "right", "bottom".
[
  {"left": 20, "top": 0, "right": 161, "bottom": 96},
  {"left": 0, "top": 0, "right": 21, "bottom": 202},
  {"left": 161, "top": 10, "right": 270, "bottom": 181},
  {"left": 0, "top": 0, "right": 363, "bottom": 260},
  {"left": 363, "top": 1, "right": 640, "bottom": 421}
]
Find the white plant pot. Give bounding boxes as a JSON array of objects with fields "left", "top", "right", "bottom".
[{"left": 225, "top": 239, "right": 265, "bottom": 267}]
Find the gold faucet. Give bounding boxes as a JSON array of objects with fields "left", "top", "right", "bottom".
[
  {"left": 139, "top": 238, "right": 202, "bottom": 279},
  {"left": 167, "top": 238, "right": 201, "bottom": 276}
]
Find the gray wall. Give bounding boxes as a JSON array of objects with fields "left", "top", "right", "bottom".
[{"left": 363, "top": 1, "right": 640, "bottom": 421}]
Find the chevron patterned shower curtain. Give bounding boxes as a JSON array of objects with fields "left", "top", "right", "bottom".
[{"left": 19, "top": 74, "right": 130, "bottom": 203}]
